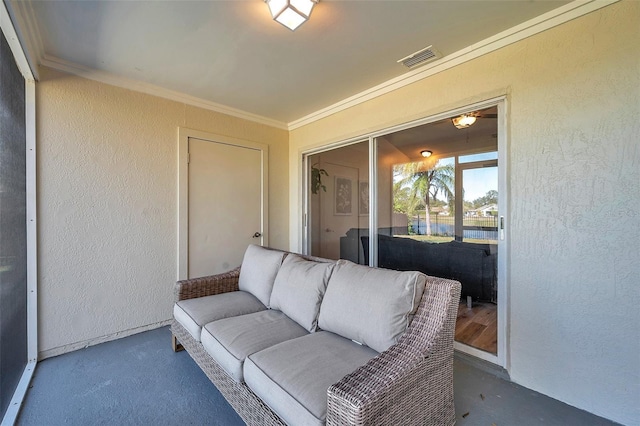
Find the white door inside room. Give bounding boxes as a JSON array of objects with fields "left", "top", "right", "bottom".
[
  {"left": 306, "top": 141, "right": 369, "bottom": 263},
  {"left": 318, "top": 162, "right": 360, "bottom": 260},
  {"left": 178, "top": 130, "right": 268, "bottom": 279}
]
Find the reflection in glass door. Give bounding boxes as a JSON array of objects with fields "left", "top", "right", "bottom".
[
  {"left": 306, "top": 141, "right": 369, "bottom": 263},
  {"left": 455, "top": 159, "right": 498, "bottom": 354},
  {"left": 376, "top": 106, "right": 500, "bottom": 357},
  {"left": 303, "top": 103, "right": 505, "bottom": 363}
]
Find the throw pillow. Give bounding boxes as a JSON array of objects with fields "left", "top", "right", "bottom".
[
  {"left": 269, "top": 254, "right": 335, "bottom": 332},
  {"left": 238, "top": 244, "right": 286, "bottom": 307},
  {"left": 318, "top": 259, "right": 426, "bottom": 353}
]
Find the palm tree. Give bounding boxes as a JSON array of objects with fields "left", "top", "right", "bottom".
[{"left": 397, "top": 160, "right": 454, "bottom": 235}]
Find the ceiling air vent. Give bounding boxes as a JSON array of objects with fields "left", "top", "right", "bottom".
[{"left": 397, "top": 45, "right": 440, "bottom": 69}]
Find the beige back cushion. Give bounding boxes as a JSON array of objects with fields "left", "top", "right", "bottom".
[
  {"left": 270, "top": 254, "right": 335, "bottom": 332},
  {"left": 238, "top": 245, "right": 286, "bottom": 307},
  {"left": 318, "top": 259, "right": 426, "bottom": 353}
]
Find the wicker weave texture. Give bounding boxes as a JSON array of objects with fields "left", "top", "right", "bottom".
[
  {"left": 326, "top": 276, "right": 460, "bottom": 426},
  {"left": 174, "top": 267, "right": 241, "bottom": 302},
  {"left": 172, "top": 320, "right": 286, "bottom": 426},
  {"left": 172, "top": 268, "right": 461, "bottom": 426}
]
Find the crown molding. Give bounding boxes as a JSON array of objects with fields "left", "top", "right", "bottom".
[
  {"left": 287, "top": 0, "right": 619, "bottom": 130},
  {"left": 39, "top": 55, "right": 288, "bottom": 130},
  {"left": 10, "top": 0, "right": 287, "bottom": 129}
]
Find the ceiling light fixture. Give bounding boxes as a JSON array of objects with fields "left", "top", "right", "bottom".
[
  {"left": 421, "top": 150, "right": 432, "bottom": 158},
  {"left": 452, "top": 114, "right": 477, "bottom": 129},
  {"left": 265, "top": 0, "right": 318, "bottom": 31}
]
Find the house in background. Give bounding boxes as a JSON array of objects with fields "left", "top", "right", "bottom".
[
  {"left": 1, "top": 1, "right": 638, "bottom": 425},
  {"left": 467, "top": 204, "right": 498, "bottom": 217}
]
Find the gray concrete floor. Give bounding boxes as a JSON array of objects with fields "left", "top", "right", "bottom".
[
  {"left": 452, "top": 355, "right": 618, "bottom": 425},
  {"left": 17, "top": 327, "right": 244, "bottom": 426},
  {"left": 17, "top": 327, "right": 618, "bottom": 425}
]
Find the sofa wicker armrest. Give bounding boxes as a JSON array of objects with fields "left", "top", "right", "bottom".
[
  {"left": 174, "top": 267, "right": 241, "bottom": 302},
  {"left": 326, "top": 276, "right": 461, "bottom": 426}
]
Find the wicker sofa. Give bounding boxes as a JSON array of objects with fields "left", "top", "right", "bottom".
[{"left": 171, "top": 245, "right": 461, "bottom": 426}]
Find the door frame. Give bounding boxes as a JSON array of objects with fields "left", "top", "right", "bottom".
[
  {"left": 300, "top": 96, "right": 509, "bottom": 369},
  {"left": 177, "top": 127, "right": 269, "bottom": 280}
]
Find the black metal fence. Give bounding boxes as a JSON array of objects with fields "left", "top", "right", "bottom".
[{"left": 410, "top": 215, "right": 498, "bottom": 240}]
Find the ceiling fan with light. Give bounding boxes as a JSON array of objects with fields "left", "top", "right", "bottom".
[{"left": 451, "top": 111, "right": 497, "bottom": 129}]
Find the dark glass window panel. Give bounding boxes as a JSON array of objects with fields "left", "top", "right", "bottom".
[{"left": 0, "top": 29, "right": 27, "bottom": 418}]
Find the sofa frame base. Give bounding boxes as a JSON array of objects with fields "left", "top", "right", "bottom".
[
  {"left": 171, "top": 334, "right": 184, "bottom": 352},
  {"left": 171, "top": 320, "right": 286, "bottom": 426}
]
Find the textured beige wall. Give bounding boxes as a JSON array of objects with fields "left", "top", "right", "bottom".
[
  {"left": 289, "top": 2, "right": 639, "bottom": 424},
  {"left": 36, "top": 67, "right": 288, "bottom": 358}
]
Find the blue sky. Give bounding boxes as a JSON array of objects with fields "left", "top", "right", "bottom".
[{"left": 462, "top": 167, "right": 497, "bottom": 202}]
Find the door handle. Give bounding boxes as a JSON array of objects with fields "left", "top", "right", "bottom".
[{"left": 253, "top": 232, "right": 262, "bottom": 238}]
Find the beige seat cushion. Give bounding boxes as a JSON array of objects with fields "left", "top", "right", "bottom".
[
  {"left": 269, "top": 254, "right": 335, "bottom": 332},
  {"left": 238, "top": 245, "right": 286, "bottom": 307},
  {"left": 201, "top": 310, "right": 308, "bottom": 383},
  {"left": 173, "top": 291, "right": 265, "bottom": 341},
  {"left": 244, "top": 331, "right": 378, "bottom": 426},
  {"left": 318, "top": 259, "right": 426, "bottom": 353}
]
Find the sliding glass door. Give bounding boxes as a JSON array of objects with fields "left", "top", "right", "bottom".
[
  {"left": 376, "top": 108, "right": 499, "bottom": 357},
  {"left": 304, "top": 103, "right": 506, "bottom": 364}
]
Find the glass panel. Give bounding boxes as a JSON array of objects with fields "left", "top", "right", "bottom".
[
  {"left": 463, "top": 167, "right": 498, "bottom": 244},
  {"left": 375, "top": 105, "right": 499, "bottom": 356},
  {"left": 456, "top": 165, "right": 498, "bottom": 354},
  {"left": 307, "top": 141, "right": 369, "bottom": 263},
  {"left": 379, "top": 152, "right": 456, "bottom": 272}
]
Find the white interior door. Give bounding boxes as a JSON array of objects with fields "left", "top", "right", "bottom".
[
  {"left": 318, "top": 162, "right": 360, "bottom": 259},
  {"left": 178, "top": 129, "right": 268, "bottom": 279}
]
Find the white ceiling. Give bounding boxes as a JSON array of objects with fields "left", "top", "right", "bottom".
[{"left": 12, "top": 0, "right": 570, "bottom": 124}]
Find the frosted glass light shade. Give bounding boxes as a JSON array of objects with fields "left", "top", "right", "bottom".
[
  {"left": 266, "top": 0, "right": 317, "bottom": 31},
  {"left": 452, "top": 114, "right": 477, "bottom": 129}
]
